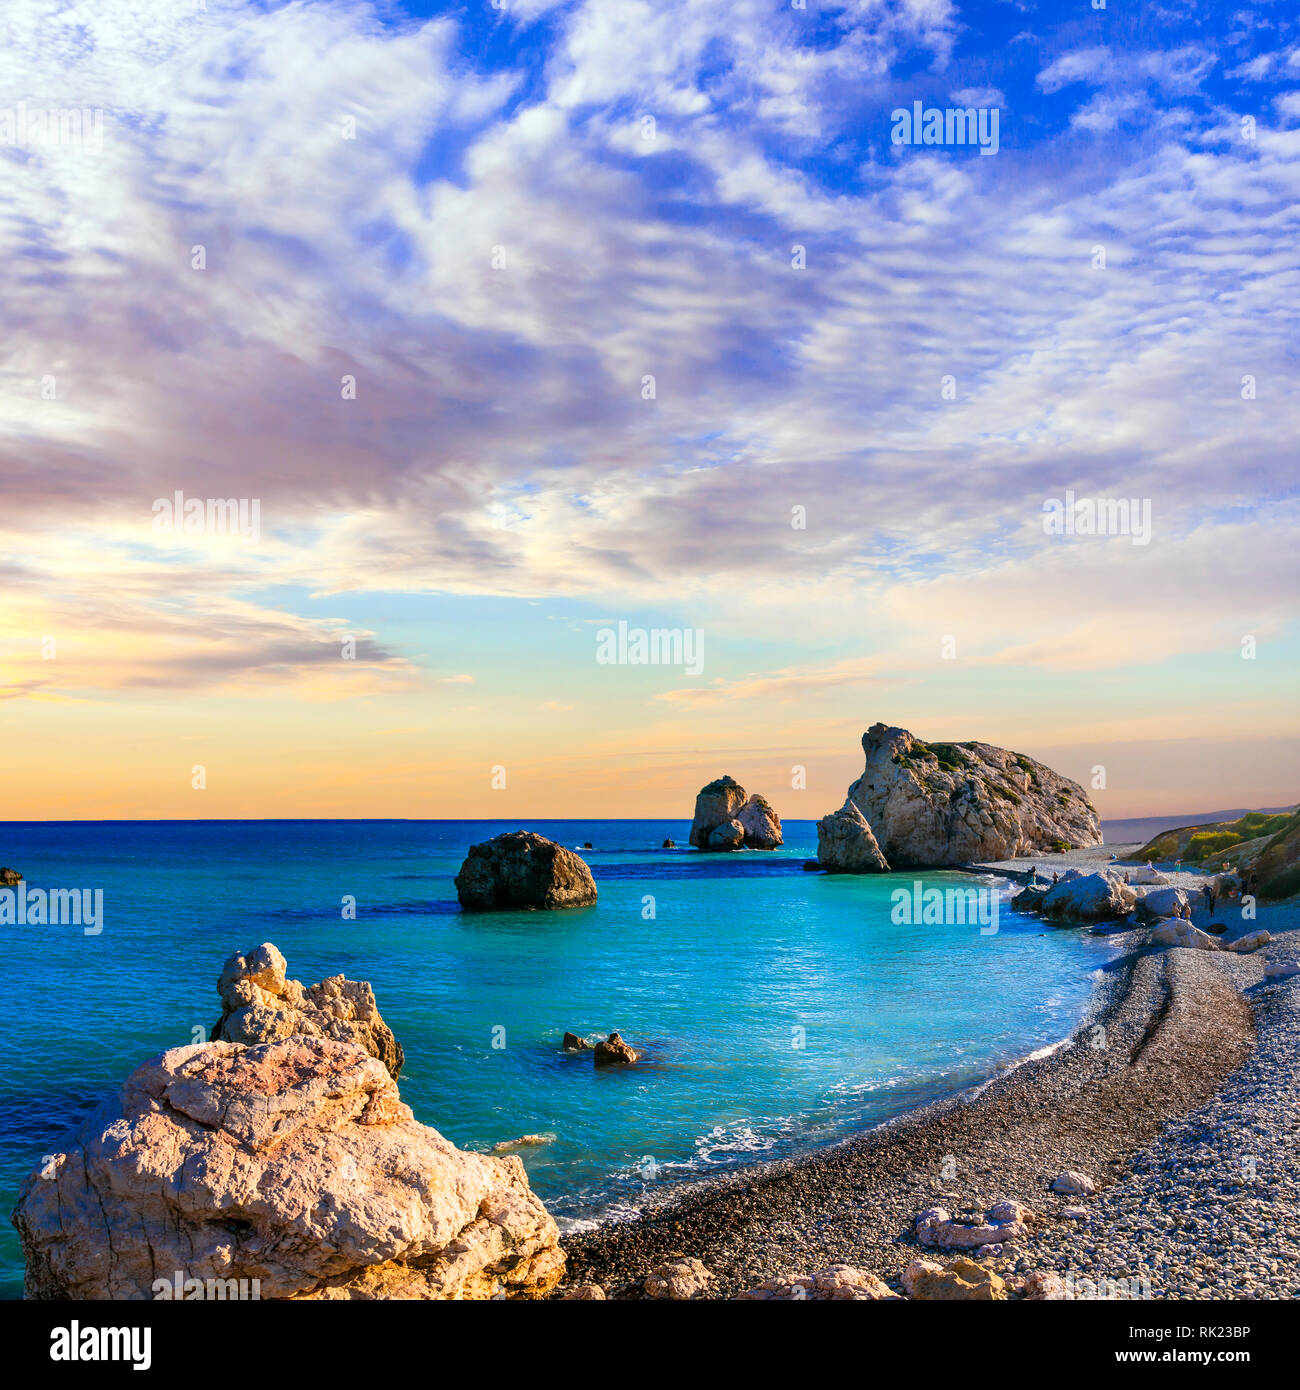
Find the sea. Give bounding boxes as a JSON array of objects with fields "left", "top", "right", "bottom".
[{"left": 0, "top": 818, "right": 1123, "bottom": 1298}]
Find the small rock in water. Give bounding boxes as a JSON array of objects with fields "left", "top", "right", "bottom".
[
  {"left": 593, "top": 1031, "right": 638, "bottom": 1066},
  {"left": 489, "top": 1133, "right": 553, "bottom": 1154},
  {"left": 644, "top": 1257, "right": 713, "bottom": 1300},
  {"left": 562, "top": 1031, "right": 591, "bottom": 1052},
  {"left": 662, "top": 838, "right": 675, "bottom": 848}
]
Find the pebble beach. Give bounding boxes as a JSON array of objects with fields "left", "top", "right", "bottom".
[{"left": 565, "top": 844, "right": 1300, "bottom": 1299}]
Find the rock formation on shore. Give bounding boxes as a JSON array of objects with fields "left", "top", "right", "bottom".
[
  {"left": 817, "top": 723, "right": 1101, "bottom": 869},
  {"left": 12, "top": 1036, "right": 564, "bottom": 1300},
  {"left": 689, "top": 777, "right": 783, "bottom": 850},
  {"left": 213, "top": 942, "right": 404, "bottom": 1079},
  {"left": 455, "top": 831, "right": 597, "bottom": 910}
]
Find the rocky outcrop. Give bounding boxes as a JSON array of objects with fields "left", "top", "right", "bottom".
[
  {"left": 455, "top": 831, "right": 596, "bottom": 911},
  {"left": 823, "top": 723, "right": 1101, "bottom": 868},
  {"left": 903, "top": 1257, "right": 1007, "bottom": 1301},
  {"left": 213, "top": 943, "right": 404, "bottom": 1079},
  {"left": 740, "top": 1265, "right": 898, "bottom": 1300},
  {"left": 1134, "top": 886, "right": 1190, "bottom": 922},
  {"left": 0, "top": 867, "right": 22, "bottom": 886},
  {"left": 707, "top": 820, "right": 745, "bottom": 850},
  {"left": 689, "top": 777, "right": 783, "bottom": 850},
  {"left": 1040, "top": 870, "right": 1136, "bottom": 922},
  {"left": 915, "top": 1199, "right": 1037, "bottom": 1251},
  {"left": 593, "top": 1032, "right": 637, "bottom": 1066},
  {"left": 644, "top": 1257, "right": 713, "bottom": 1299},
  {"left": 736, "top": 795, "right": 782, "bottom": 850},
  {"left": 816, "top": 800, "right": 890, "bottom": 873},
  {"left": 12, "top": 1036, "right": 564, "bottom": 1301}
]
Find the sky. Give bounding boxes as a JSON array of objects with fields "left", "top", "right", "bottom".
[{"left": 1, "top": 0, "right": 1298, "bottom": 822}]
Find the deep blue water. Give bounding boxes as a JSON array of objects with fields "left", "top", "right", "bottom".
[{"left": 0, "top": 819, "right": 1120, "bottom": 1298}]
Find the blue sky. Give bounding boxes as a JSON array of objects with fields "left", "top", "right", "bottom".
[{"left": 2, "top": 0, "right": 1298, "bottom": 817}]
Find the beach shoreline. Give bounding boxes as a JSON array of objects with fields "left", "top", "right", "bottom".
[{"left": 564, "top": 845, "right": 1297, "bottom": 1299}]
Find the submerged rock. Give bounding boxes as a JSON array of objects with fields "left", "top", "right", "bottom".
[
  {"left": 822, "top": 722, "right": 1102, "bottom": 868},
  {"left": 1012, "top": 884, "right": 1049, "bottom": 912},
  {"left": 816, "top": 799, "right": 890, "bottom": 873},
  {"left": 213, "top": 942, "right": 404, "bottom": 1080},
  {"left": 593, "top": 1032, "right": 638, "bottom": 1066},
  {"left": 689, "top": 777, "right": 782, "bottom": 849},
  {"left": 455, "top": 831, "right": 597, "bottom": 911},
  {"left": 12, "top": 1037, "right": 564, "bottom": 1301},
  {"left": 644, "top": 1257, "right": 713, "bottom": 1300}
]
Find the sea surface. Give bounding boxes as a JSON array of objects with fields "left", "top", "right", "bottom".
[{"left": 0, "top": 818, "right": 1122, "bottom": 1298}]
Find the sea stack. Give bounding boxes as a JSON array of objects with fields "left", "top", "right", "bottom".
[
  {"left": 12, "top": 1036, "right": 564, "bottom": 1300},
  {"left": 817, "top": 723, "right": 1101, "bottom": 869},
  {"left": 455, "top": 831, "right": 597, "bottom": 910},
  {"left": 689, "top": 777, "right": 783, "bottom": 850}
]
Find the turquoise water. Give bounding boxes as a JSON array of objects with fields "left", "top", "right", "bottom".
[{"left": 0, "top": 819, "right": 1119, "bottom": 1298}]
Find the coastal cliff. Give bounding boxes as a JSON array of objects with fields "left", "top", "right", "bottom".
[{"left": 820, "top": 723, "right": 1102, "bottom": 869}]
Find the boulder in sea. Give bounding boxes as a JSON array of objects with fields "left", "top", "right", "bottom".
[
  {"left": 707, "top": 819, "right": 745, "bottom": 851},
  {"left": 644, "top": 1257, "right": 713, "bottom": 1300},
  {"left": 1012, "top": 885, "right": 1049, "bottom": 912},
  {"left": 903, "top": 1257, "right": 1008, "bottom": 1301},
  {"left": 213, "top": 942, "right": 404, "bottom": 1079},
  {"left": 489, "top": 1133, "right": 553, "bottom": 1154},
  {"left": 740, "top": 1265, "right": 899, "bottom": 1300},
  {"left": 662, "top": 838, "right": 675, "bottom": 849},
  {"left": 821, "top": 723, "right": 1102, "bottom": 867},
  {"left": 1050, "top": 1170, "right": 1095, "bottom": 1196},
  {"left": 816, "top": 799, "right": 890, "bottom": 873},
  {"left": 454, "top": 831, "right": 597, "bottom": 911},
  {"left": 593, "top": 1031, "right": 638, "bottom": 1066},
  {"left": 1040, "top": 871, "right": 1137, "bottom": 922},
  {"left": 0, "top": 867, "right": 22, "bottom": 886},
  {"left": 12, "top": 1036, "right": 564, "bottom": 1300},
  {"left": 689, "top": 777, "right": 782, "bottom": 850},
  {"left": 562, "top": 1031, "right": 591, "bottom": 1052}
]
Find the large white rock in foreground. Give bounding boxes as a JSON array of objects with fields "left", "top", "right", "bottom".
[
  {"left": 1040, "top": 870, "right": 1137, "bottom": 922},
  {"left": 13, "top": 1038, "right": 564, "bottom": 1301}
]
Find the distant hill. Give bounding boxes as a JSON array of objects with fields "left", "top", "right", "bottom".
[
  {"left": 1127, "top": 806, "right": 1300, "bottom": 901},
  {"left": 1104, "top": 807, "right": 1296, "bottom": 846}
]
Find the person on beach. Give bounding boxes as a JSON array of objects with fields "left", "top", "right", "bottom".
[
  {"left": 1052, "top": 871, "right": 1059, "bottom": 885},
  {"left": 1202, "top": 884, "right": 1216, "bottom": 915},
  {"left": 1123, "top": 871, "right": 1131, "bottom": 884}
]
